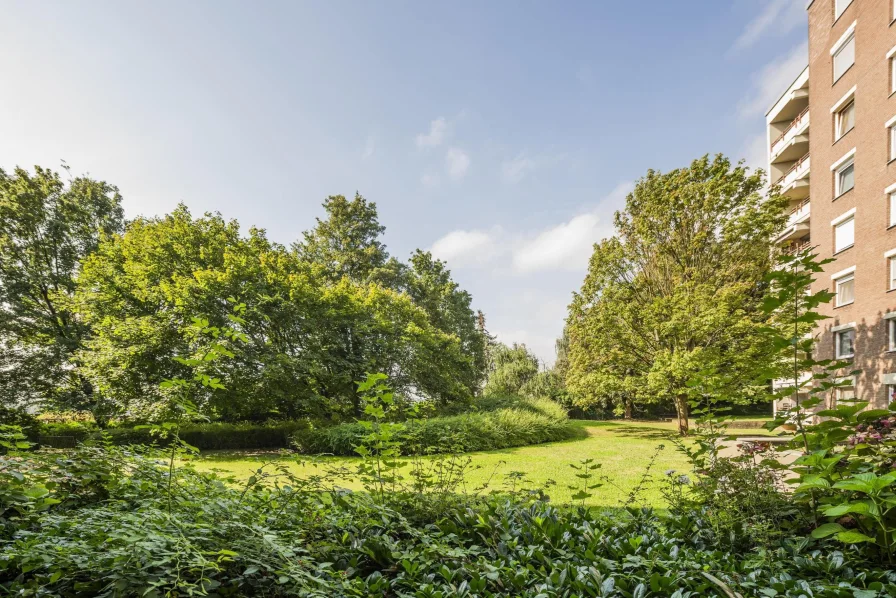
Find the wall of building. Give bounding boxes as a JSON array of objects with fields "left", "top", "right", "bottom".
[{"left": 807, "top": 0, "right": 896, "bottom": 408}]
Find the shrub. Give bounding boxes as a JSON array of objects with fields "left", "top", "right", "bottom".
[
  {"left": 294, "top": 396, "right": 579, "bottom": 456},
  {"left": 91, "top": 421, "right": 309, "bottom": 451}
]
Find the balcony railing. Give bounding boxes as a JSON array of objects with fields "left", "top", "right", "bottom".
[
  {"left": 770, "top": 106, "right": 810, "bottom": 151},
  {"left": 783, "top": 238, "right": 812, "bottom": 255},
  {"left": 774, "top": 153, "right": 810, "bottom": 188},
  {"left": 787, "top": 198, "right": 810, "bottom": 224}
]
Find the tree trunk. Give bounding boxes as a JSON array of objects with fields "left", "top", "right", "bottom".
[
  {"left": 624, "top": 397, "right": 632, "bottom": 419},
  {"left": 674, "top": 395, "right": 689, "bottom": 436}
]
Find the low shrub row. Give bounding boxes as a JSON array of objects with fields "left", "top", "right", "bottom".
[
  {"left": 294, "top": 396, "right": 581, "bottom": 456},
  {"left": 34, "top": 421, "right": 308, "bottom": 451}
]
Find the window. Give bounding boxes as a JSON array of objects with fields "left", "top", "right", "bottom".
[
  {"left": 833, "top": 32, "right": 855, "bottom": 82},
  {"left": 834, "top": 216, "right": 855, "bottom": 253},
  {"left": 891, "top": 125, "right": 896, "bottom": 162},
  {"left": 835, "top": 0, "right": 853, "bottom": 20},
  {"left": 835, "top": 101, "right": 855, "bottom": 139},
  {"left": 891, "top": 256, "right": 896, "bottom": 290},
  {"left": 891, "top": 192, "right": 896, "bottom": 227},
  {"left": 835, "top": 273, "right": 855, "bottom": 307},
  {"left": 892, "top": 57, "right": 896, "bottom": 94},
  {"left": 835, "top": 328, "right": 856, "bottom": 358},
  {"left": 835, "top": 159, "right": 855, "bottom": 197},
  {"left": 889, "top": 319, "right": 896, "bottom": 352},
  {"left": 835, "top": 382, "right": 856, "bottom": 403}
]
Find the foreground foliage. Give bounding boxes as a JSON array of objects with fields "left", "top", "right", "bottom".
[{"left": 3, "top": 439, "right": 896, "bottom": 597}]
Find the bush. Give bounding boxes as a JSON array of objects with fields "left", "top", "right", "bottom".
[
  {"left": 294, "top": 396, "right": 580, "bottom": 456},
  {"left": 91, "top": 421, "right": 309, "bottom": 451}
]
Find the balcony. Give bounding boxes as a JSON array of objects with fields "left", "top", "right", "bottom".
[
  {"left": 774, "top": 153, "right": 810, "bottom": 199},
  {"left": 766, "top": 66, "right": 809, "bottom": 124},
  {"left": 782, "top": 237, "right": 812, "bottom": 255},
  {"left": 776, "top": 199, "right": 811, "bottom": 243},
  {"left": 773, "top": 371, "right": 812, "bottom": 391},
  {"left": 770, "top": 107, "right": 809, "bottom": 164}
]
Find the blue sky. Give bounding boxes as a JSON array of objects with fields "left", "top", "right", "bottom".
[{"left": 0, "top": 0, "right": 808, "bottom": 364}]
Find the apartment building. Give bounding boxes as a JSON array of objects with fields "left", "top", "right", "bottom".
[{"left": 768, "top": 0, "right": 896, "bottom": 411}]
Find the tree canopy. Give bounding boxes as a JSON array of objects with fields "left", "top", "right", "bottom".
[{"left": 565, "top": 155, "right": 787, "bottom": 434}]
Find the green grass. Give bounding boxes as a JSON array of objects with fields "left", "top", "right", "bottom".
[{"left": 190, "top": 419, "right": 777, "bottom": 508}]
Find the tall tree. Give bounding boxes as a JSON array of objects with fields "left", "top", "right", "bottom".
[
  {"left": 404, "top": 250, "right": 487, "bottom": 393},
  {"left": 566, "top": 155, "right": 787, "bottom": 435},
  {"left": 0, "top": 165, "right": 123, "bottom": 410},
  {"left": 483, "top": 342, "right": 541, "bottom": 397},
  {"left": 295, "top": 193, "right": 389, "bottom": 284}
]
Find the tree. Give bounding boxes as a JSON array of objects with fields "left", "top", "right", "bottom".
[
  {"left": 483, "top": 342, "right": 541, "bottom": 396},
  {"left": 74, "top": 205, "right": 480, "bottom": 421},
  {"left": 404, "top": 250, "right": 487, "bottom": 393},
  {"left": 295, "top": 193, "right": 389, "bottom": 284},
  {"left": 0, "top": 165, "right": 123, "bottom": 412},
  {"left": 566, "top": 155, "right": 788, "bottom": 435}
]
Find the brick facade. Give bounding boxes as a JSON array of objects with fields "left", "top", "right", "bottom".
[{"left": 807, "top": 0, "right": 896, "bottom": 408}]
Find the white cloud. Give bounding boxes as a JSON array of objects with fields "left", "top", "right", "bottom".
[
  {"left": 501, "top": 153, "right": 536, "bottom": 184},
  {"left": 737, "top": 42, "right": 808, "bottom": 119},
  {"left": 511, "top": 182, "right": 633, "bottom": 274},
  {"left": 445, "top": 147, "right": 470, "bottom": 179},
  {"left": 362, "top": 135, "right": 375, "bottom": 160},
  {"left": 430, "top": 227, "right": 502, "bottom": 266},
  {"left": 420, "top": 172, "right": 440, "bottom": 187},
  {"left": 732, "top": 0, "right": 805, "bottom": 53},
  {"left": 415, "top": 117, "right": 448, "bottom": 149}
]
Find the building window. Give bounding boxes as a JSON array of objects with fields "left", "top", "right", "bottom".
[
  {"left": 835, "top": 158, "right": 855, "bottom": 197},
  {"left": 835, "top": 382, "right": 856, "bottom": 404},
  {"left": 891, "top": 192, "right": 896, "bottom": 227},
  {"left": 834, "top": 216, "right": 855, "bottom": 253},
  {"left": 833, "top": 32, "right": 855, "bottom": 82},
  {"left": 889, "top": 319, "right": 896, "bottom": 352},
  {"left": 835, "top": 101, "right": 855, "bottom": 139},
  {"left": 892, "top": 57, "right": 896, "bottom": 94},
  {"left": 835, "top": 328, "right": 856, "bottom": 358},
  {"left": 835, "top": 273, "right": 855, "bottom": 307},
  {"left": 835, "top": 0, "right": 853, "bottom": 20},
  {"left": 890, "top": 256, "right": 896, "bottom": 290},
  {"left": 891, "top": 125, "right": 896, "bottom": 162}
]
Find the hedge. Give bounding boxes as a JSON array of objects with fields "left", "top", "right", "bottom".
[
  {"left": 35, "top": 421, "right": 309, "bottom": 451},
  {"left": 294, "top": 397, "right": 581, "bottom": 456}
]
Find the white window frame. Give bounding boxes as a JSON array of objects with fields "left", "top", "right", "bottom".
[
  {"left": 833, "top": 324, "right": 856, "bottom": 358},
  {"left": 889, "top": 46, "right": 896, "bottom": 94},
  {"left": 888, "top": 183, "right": 896, "bottom": 227},
  {"left": 889, "top": 319, "right": 896, "bottom": 352},
  {"left": 835, "top": 100, "right": 855, "bottom": 140},
  {"left": 835, "top": 0, "right": 853, "bottom": 20},
  {"left": 832, "top": 148, "right": 856, "bottom": 198},
  {"left": 888, "top": 114, "right": 896, "bottom": 162},
  {"left": 887, "top": 248, "right": 896, "bottom": 291},
  {"left": 832, "top": 209, "right": 856, "bottom": 253},
  {"left": 832, "top": 266, "right": 856, "bottom": 308},
  {"left": 831, "top": 24, "right": 856, "bottom": 82}
]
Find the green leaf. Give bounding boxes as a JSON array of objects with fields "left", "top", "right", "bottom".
[
  {"left": 835, "top": 530, "right": 874, "bottom": 544},
  {"left": 811, "top": 522, "right": 846, "bottom": 539}
]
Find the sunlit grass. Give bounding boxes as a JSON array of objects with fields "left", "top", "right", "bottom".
[{"left": 190, "top": 419, "right": 776, "bottom": 508}]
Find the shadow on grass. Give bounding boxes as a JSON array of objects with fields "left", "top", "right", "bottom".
[{"left": 571, "top": 420, "right": 677, "bottom": 441}]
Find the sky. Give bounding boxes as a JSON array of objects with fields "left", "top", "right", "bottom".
[{"left": 0, "top": 0, "right": 809, "bottom": 365}]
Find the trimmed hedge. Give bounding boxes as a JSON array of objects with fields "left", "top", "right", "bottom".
[
  {"left": 35, "top": 421, "right": 308, "bottom": 451},
  {"left": 294, "top": 397, "right": 581, "bottom": 456}
]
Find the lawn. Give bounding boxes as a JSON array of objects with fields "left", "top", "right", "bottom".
[{"left": 191, "top": 419, "right": 777, "bottom": 508}]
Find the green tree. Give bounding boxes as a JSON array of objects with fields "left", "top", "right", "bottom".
[
  {"left": 74, "top": 205, "right": 478, "bottom": 421},
  {"left": 483, "top": 342, "right": 541, "bottom": 396},
  {"left": 0, "top": 165, "right": 123, "bottom": 412},
  {"left": 295, "top": 193, "right": 389, "bottom": 284},
  {"left": 404, "top": 250, "right": 487, "bottom": 393},
  {"left": 566, "top": 155, "right": 787, "bottom": 435}
]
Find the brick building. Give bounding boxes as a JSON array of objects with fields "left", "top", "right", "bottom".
[{"left": 768, "top": 0, "right": 896, "bottom": 409}]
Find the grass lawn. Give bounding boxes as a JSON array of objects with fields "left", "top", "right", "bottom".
[{"left": 190, "top": 419, "right": 778, "bottom": 508}]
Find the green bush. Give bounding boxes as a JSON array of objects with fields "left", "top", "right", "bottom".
[
  {"left": 92, "top": 421, "right": 309, "bottom": 451},
  {"left": 294, "top": 396, "right": 579, "bottom": 456}
]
